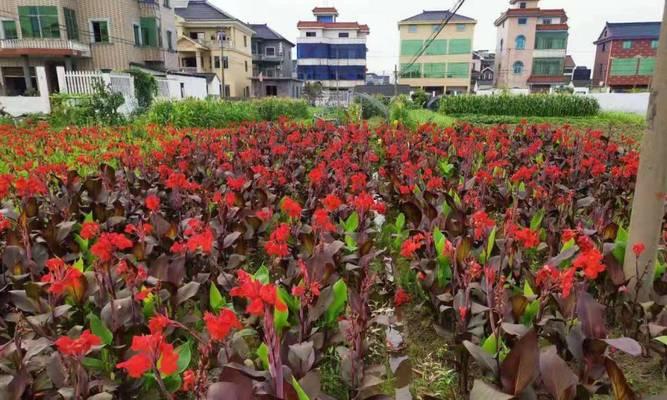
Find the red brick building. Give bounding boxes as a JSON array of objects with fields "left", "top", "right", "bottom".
[{"left": 593, "top": 22, "right": 660, "bottom": 92}]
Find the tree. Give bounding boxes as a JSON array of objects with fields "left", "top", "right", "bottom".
[
  {"left": 623, "top": 3, "right": 667, "bottom": 300},
  {"left": 303, "top": 82, "right": 323, "bottom": 105}
]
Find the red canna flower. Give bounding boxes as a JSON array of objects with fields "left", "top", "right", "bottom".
[
  {"left": 116, "top": 333, "right": 178, "bottom": 378},
  {"left": 80, "top": 221, "right": 100, "bottom": 240},
  {"left": 280, "top": 196, "right": 302, "bottom": 219},
  {"left": 91, "top": 233, "right": 133, "bottom": 262},
  {"left": 227, "top": 176, "right": 246, "bottom": 192},
  {"left": 204, "top": 309, "right": 242, "bottom": 342},
  {"left": 148, "top": 314, "right": 172, "bottom": 334},
  {"left": 117, "top": 353, "right": 152, "bottom": 378},
  {"left": 632, "top": 242, "right": 645, "bottom": 258},
  {"left": 230, "top": 270, "right": 287, "bottom": 316},
  {"left": 471, "top": 211, "right": 495, "bottom": 241},
  {"left": 322, "top": 194, "right": 343, "bottom": 211},
  {"left": 264, "top": 223, "right": 290, "bottom": 258},
  {"left": 312, "top": 208, "right": 336, "bottom": 233},
  {"left": 41, "top": 258, "right": 85, "bottom": 300},
  {"left": 182, "top": 370, "right": 196, "bottom": 392},
  {"left": 400, "top": 234, "right": 425, "bottom": 258},
  {"left": 394, "top": 288, "right": 411, "bottom": 307},
  {"left": 256, "top": 207, "right": 273, "bottom": 222},
  {"left": 145, "top": 194, "right": 160, "bottom": 211},
  {"left": 55, "top": 330, "right": 101, "bottom": 358},
  {"left": 573, "top": 248, "right": 606, "bottom": 280},
  {"left": 510, "top": 226, "right": 540, "bottom": 249}
]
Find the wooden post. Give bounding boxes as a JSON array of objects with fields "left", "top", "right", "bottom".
[{"left": 623, "top": 3, "right": 667, "bottom": 300}]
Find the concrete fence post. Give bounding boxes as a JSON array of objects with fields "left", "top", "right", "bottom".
[
  {"left": 56, "top": 66, "right": 67, "bottom": 94},
  {"left": 35, "top": 66, "right": 51, "bottom": 114}
]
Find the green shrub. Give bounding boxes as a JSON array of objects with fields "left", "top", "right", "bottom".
[
  {"left": 49, "top": 80, "right": 125, "bottom": 128},
  {"left": 127, "top": 68, "right": 158, "bottom": 113},
  {"left": 147, "top": 98, "right": 310, "bottom": 128},
  {"left": 439, "top": 94, "right": 599, "bottom": 117},
  {"left": 411, "top": 88, "right": 429, "bottom": 108},
  {"left": 354, "top": 94, "right": 389, "bottom": 120},
  {"left": 389, "top": 95, "right": 414, "bottom": 128}
]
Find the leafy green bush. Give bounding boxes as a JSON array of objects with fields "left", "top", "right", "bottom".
[
  {"left": 147, "top": 98, "right": 311, "bottom": 128},
  {"left": 439, "top": 94, "right": 599, "bottom": 117},
  {"left": 354, "top": 94, "right": 389, "bottom": 120},
  {"left": 389, "top": 96, "right": 414, "bottom": 128},
  {"left": 411, "top": 88, "right": 429, "bottom": 108},
  {"left": 49, "top": 80, "right": 125, "bottom": 128},
  {"left": 127, "top": 68, "right": 158, "bottom": 113}
]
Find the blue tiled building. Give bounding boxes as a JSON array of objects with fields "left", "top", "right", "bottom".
[{"left": 296, "top": 7, "right": 369, "bottom": 90}]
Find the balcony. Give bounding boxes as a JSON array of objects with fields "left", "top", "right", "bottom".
[
  {"left": 142, "top": 47, "right": 164, "bottom": 62},
  {"left": 0, "top": 39, "right": 91, "bottom": 57},
  {"left": 533, "top": 49, "right": 566, "bottom": 58},
  {"left": 252, "top": 53, "right": 283, "bottom": 63}
]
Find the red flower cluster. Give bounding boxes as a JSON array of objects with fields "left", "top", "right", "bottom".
[
  {"left": 394, "top": 288, "right": 411, "bottom": 307},
  {"left": 204, "top": 309, "right": 242, "bottom": 342},
  {"left": 230, "top": 270, "right": 287, "bottom": 316},
  {"left": 226, "top": 175, "right": 246, "bottom": 192},
  {"left": 280, "top": 196, "right": 302, "bottom": 219},
  {"left": 80, "top": 221, "right": 100, "bottom": 240},
  {"left": 632, "top": 242, "right": 645, "bottom": 258},
  {"left": 509, "top": 225, "right": 540, "bottom": 249},
  {"left": 471, "top": 211, "right": 495, "bottom": 241},
  {"left": 145, "top": 194, "right": 161, "bottom": 211},
  {"left": 116, "top": 316, "right": 178, "bottom": 378},
  {"left": 55, "top": 330, "right": 101, "bottom": 358},
  {"left": 91, "top": 233, "right": 133, "bottom": 262},
  {"left": 41, "top": 258, "right": 85, "bottom": 299},
  {"left": 291, "top": 260, "right": 321, "bottom": 304},
  {"left": 312, "top": 208, "right": 336, "bottom": 233},
  {"left": 14, "top": 175, "right": 48, "bottom": 198},
  {"left": 573, "top": 248, "right": 606, "bottom": 280},
  {"left": 322, "top": 194, "right": 343, "bottom": 211},
  {"left": 171, "top": 219, "right": 215, "bottom": 254},
  {"left": 401, "top": 234, "right": 425, "bottom": 258},
  {"left": 264, "top": 223, "right": 290, "bottom": 258}
]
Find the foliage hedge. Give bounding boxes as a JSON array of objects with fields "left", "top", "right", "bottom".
[
  {"left": 439, "top": 94, "right": 600, "bottom": 117},
  {"left": 147, "top": 98, "right": 310, "bottom": 128}
]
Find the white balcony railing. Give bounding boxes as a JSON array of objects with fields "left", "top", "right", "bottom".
[{"left": 0, "top": 39, "right": 91, "bottom": 56}]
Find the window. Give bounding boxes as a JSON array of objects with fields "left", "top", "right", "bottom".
[
  {"left": 243, "top": 35, "right": 247, "bottom": 47},
  {"left": 446, "top": 63, "right": 468, "bottom": 78},
  {"left": 214, "top": 56, "right": 220, "bottom": 69},
  {"left": 163, "top": 0, "right": 170, "bottom": 7},
  {"left": 245, "top": 60, "right": 248, "bottom": 72},
  {"left": 448, "top": 39, "right": 471, "bottom": 54},
  {"left": 432, "top": 25, "right": 440, "bottom": 32},
  {"left": 520, "top": 2, "right": 527, "bottom": 8},
  {"left": 652, "top": 40, "right": 659, "bottom": 49},
  {"left": 1, "top": 20, "right": 18, "bottom": 40},
  {"left": 542, "top": 18, "right": 552, "bottom": 25},
  {"left": 638, "top": 57, "right": 656, "bottom": 75},
  {"left": 401, "top": 40, "right": 423, "bottom": 56},
  {"left": 601, "top": 43, "right": 606, "bottom": 52},
  {"left": 532, "top": 58, "right": 563, "bottom": 76},
  {"left": 338, "top": 32, "right": 349, "bottom": 38},
  {"left": 500, "top": 39, "right": 504, "bottom": 51},
  {"left": 456, "top": 24, "right": 465, "bottom": 32},
  {"left": 166, "top": 30, "right": 173, "bottom": 51},
  {"left": 622, "top": 40, "right": 633, "bottom": 49},
  {"left": 133, "top": 24, "right": 141, "bottom": 46},
  {"left": 425, "top": 40, "right": 447, "bottom": 55},
  {"left": 224, "top": 56, "right": 229, "bottom": 69},
  {"left": 90, "top": 20, "right": 110, "bottom": 43},
  {"left": 306, "top": 31, "right": 316, "bottom": 37},
  {"left": 140, "top": 17, "right": 157, "bottom": 47},
  {"left": 611, "top": 58, "right": 638, "bottom": 76},
  {"left": 513, "top": 61, "right": 524, "bottom": 74},
  {"left": 64, "top": 8, "right": 78, "bottom": 40},
  {"left": 535, "top": 32, "right": 567, "bottom": 49},
  {"left": 518, "top": 18, "right": 527, "bottom": 25},
  {"left": 265, "top": 47, "right": 276, "bottom": 56},
  {"left": 423, "top": 63, "right": 446, "bottom": 78},
  {"left": 399, "top": 63, "right": 421, "bottom": 79},
  {"left": 515, "top": 35, "right": 526, "bottom": 50},
  {"left": 408, "top": 25, "right": 417, "bottom": 33},
  {"left": 18, "top": 6, "right": 60, "bottom": 38}
]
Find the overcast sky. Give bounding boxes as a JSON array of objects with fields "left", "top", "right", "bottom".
[{"left": 211, "top": 0, "right": 664, "bottom": 75}]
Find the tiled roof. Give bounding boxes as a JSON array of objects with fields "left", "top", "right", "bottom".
[
  {"left": 595, "top": 21, "right": 661, "bottom": 43},
  {"left": 175, "top": 0, "right": 233, "bottom": 21},
  {"left": 312, "top": 7, "right": 338, "bottom": 14},
  {"left": 297, "top": 21, "right": 369, "bottom": 33},
  {"left": 495, "top": 8, "right": 567, "bottom": 25},
  {"left": 400, "top": 10, "right": 476, "bottom": 23},
  {"left": 248, "top": 24, "right": 294, "bottom": 46},
  {"left": 564, "top": 55, "right": 576, "bottom": 68}
]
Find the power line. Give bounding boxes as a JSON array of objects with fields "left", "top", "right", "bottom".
[{"left": 399, "top": 0, "right": 467, "bottom": 75}]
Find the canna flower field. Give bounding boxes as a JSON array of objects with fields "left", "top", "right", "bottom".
[{"left": 0, "top": 118, "right": 665, "bottom": 399}]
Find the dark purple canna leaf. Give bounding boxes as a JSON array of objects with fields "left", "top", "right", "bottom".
[
  {"left": 500, "top": 329, "right": 539, "bottom": 396},
  {"left": 539, "top": 346, "right": 577, "bottom": 400}
]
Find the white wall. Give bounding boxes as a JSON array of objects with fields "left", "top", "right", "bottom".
[
  {"left": 0, "top": 67, "right": 50, "bottom": 116},
  {"left": 585, "top": 93, "right": 650, "bottom": 115},
  {"left": 167, "top": 74, "right": 208, "bottom": 99}
]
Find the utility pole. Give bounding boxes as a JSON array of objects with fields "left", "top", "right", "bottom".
[
  {"left": 394, "top": 64, "right": 398, "bottom": 97},
  {"left": 220, "top": 29, "right": 226, "bottom": 98},
  {"left": 622, "top": 3, "right": 667, "bottom": 301}
]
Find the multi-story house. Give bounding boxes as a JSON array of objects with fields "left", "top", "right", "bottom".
[
  {"left": 494, "top": 0, "right": 569, "bottom": 92},
  {"left": 472, "top": 50, "right": 495, "bottom": 91},
  {"left": 174, "top": 0, "right": 253, "bottom": 97},
  {"left": 366, "top": 72, "right": 390, "bottom": 86},
  {"left": 592, "top": 21, "right": 660, "bottom": 92},
  {"left": 296, "top": 7, "right": 369, "bottom": 91},
  {"left": 0, "top": 0, "right": 178, "bottom": 95},
  {"left": 398, "top": 10, "right": 477, "bottom": 95},
  {"left": 248, "top": 23, "right": 302, "bottom": 98}
]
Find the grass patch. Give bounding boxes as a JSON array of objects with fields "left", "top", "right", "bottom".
[{"left": 409, "top": 109, "right": 456, "bottom": 127}]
